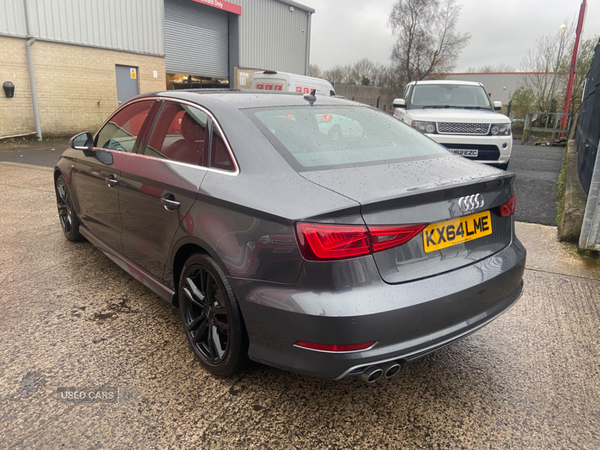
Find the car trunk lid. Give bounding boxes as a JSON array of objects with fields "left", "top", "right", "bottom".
[{"left": 300, "top": 155, "right": 515, "bottom": 283}]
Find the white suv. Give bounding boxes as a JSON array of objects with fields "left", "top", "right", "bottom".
[{"left": 393, "top": 80, "right": 512, "bottom": 170}]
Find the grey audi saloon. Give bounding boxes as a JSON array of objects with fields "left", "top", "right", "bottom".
[{"left": 54, "top": 90, "right": 525, "bottom": 382}]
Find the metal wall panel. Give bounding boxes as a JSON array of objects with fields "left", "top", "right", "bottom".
[
  {"left": 164, "top": 0, "right": 229, "bottom": 78},
  {"left": 229, "top": 0, "right": 312, "bottom": 75},
  {"left": 0, "top": 0, "right": 27, "bottom": 36},
  {"left": 0, "top": 0, "right": 164, "bottom": 56},
  {"left": 442, "top": 73, "right": 555, "bottom": 105}
]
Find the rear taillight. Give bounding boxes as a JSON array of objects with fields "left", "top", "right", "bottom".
[
  {"left": 499, "top": 194, "right": 516, "bottom": 217},
  {"left": 369, "top": 224, "right": 428, "bottom": 252},
  {"left": 295, "top": 223, "right": 371, "bottom": 260},
  {"left": 295, "top": 222, "right": 427, "bottom": 261}
]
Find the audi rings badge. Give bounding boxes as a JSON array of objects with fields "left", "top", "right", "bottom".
[{"left": 458, "top": 193, "right": 484, "bottom": 212}]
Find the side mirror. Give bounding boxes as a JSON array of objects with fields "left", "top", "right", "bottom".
[
  {"left": 393, "top": 98, "right": 406, "bottom": 108},
  {"left": 70, "top": 132, "right": 94, "bottom": 152},
  {"left": 493, "top": 101, "right": 502, "bottom": 111}
]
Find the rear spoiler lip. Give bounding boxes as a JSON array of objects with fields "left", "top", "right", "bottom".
[{"left": 358, "top": 173, "right": 515, "bottom": 212}]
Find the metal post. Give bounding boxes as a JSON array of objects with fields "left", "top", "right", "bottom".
[
  {"left": 23, "top": 0, "right": 42, "bottom": 140},
  {"left": 26, "top": 38, "right": 42, "bottom": 141},
  {"left": 562, "top": 0, "right": 587, "bottom": 131}
]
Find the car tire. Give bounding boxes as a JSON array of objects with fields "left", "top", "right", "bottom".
[
  {"left": 55, "top": 175, "right": 83, "bottom": 242},
  {"left": 497, "top": 162, "right": 509, "bottom": 171},
  {"left": 178, "top": 253, "right": 249, "bottom": 377}
]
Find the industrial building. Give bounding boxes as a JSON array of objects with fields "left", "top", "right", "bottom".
[
  {"left": 0, "top": 0, "right": 314, "bottom": 138},
  {"left": 438, "top": 72, "right": 556, "bottom": 106}
]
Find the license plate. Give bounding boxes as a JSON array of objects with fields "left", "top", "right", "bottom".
[
  {"left": 423, "top": 211, "right": 492, "bottom": 253},
  {"left": 449, "top": 149, "right": 478, "bottom": 157}
]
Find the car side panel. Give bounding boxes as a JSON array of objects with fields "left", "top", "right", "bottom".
[
  {"left": 164, "top": 178, "right": 302, "bottom": 291},
  {"left": 119, "top": 156, "right": 206, "bottom": 281},
  {"left": 68, "top": 148, "right": 132, "bottom": 251}
]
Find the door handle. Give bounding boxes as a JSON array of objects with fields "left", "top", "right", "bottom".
[
  {"left": 161, "top": 195, "right": 180, "bottom": 211},
  {"left": 105, "top": 175, "right": 118, "bottom": 188}
]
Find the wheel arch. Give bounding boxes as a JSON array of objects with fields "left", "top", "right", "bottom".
[
  {"left": 53, "top": 169, "right": 62, "bottom": 201},
  {"left": 53, "top": 166, "right": 78, "bottom": 212},
  {"left": 169, "top": 237, "right": 233, "bottom": 306}
]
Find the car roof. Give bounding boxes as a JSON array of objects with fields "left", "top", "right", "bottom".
[
  {"left": 136, "top": 90, "right": 355, "bottom": 110},
  {"left": 407, "top": 80, "right": 482, "bottom": 87}
]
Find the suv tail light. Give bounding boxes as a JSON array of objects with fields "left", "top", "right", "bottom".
[
  {"left": 499, "top": 194, "right": 516, "bottom": 217},
  {"left": 295, "top": 222, "right": 428, "bottom": 261}
]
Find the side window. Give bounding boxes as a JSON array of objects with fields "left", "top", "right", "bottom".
[
  {"left": 210, "top": 125, "right": 235, "bottom": 171},
  {"left": 330, "top": 90, "right": 336, "bottom": 97},
  {"left": 144, "top": 102, "right": 208, "bottom": 166},
  {"left": 96, "top": 101, "right": 154, "bottom": 152},
  {"left": 402, "top": 85, "right": 410, "bottom": 101}
]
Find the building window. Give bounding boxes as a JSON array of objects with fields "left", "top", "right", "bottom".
[{"left": 166, "top": 73, "right": 229, "bottom": 90}]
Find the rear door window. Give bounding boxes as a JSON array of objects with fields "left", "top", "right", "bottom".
[
  {"left": 144, "top": 101, "right": 209, "bottom": 166},
  {"left": 209, "top": 125, "right": 235, "bottom": 172},
  {"left": 96, "top": 101, "right": 155, "bottom": 152}
]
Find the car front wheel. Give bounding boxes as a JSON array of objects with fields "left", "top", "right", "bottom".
[{"left": 178, "top": 253, "right": 248, "bottom": 377}]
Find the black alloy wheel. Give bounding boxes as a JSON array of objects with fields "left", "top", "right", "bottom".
[
  {"left": 179, "top": 254, "right": 248, "bottom": 377},
  {"left": 55, "top": 175, "right": 83, "bottom": 241}
]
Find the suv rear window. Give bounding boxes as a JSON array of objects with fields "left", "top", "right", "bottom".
[{"left": 250, "top": 106, "right": 445, "bottom": 171}]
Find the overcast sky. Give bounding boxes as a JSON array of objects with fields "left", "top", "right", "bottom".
[{"left": 306, "top": 0, "right": 600, "bottom": 73}]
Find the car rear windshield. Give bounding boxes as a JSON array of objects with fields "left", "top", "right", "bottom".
[
  {"left": 249, "top": 106, "right": 445, "bottom": 171},
  {"left": 409, "top": 84, "right": 492, "bottom": 110}
]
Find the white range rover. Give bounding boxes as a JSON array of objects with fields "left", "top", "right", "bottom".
[{"left": 393, "top": 80, "right": 512, "bottom": 170}]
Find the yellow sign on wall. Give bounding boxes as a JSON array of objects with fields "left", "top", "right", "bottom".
[{"left": 130, "top": 68, "right": 137, "bottom": 79}]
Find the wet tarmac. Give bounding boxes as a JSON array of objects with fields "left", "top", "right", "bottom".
[{"left": 1, "top": 162, "right": 599, "bottom": 449}]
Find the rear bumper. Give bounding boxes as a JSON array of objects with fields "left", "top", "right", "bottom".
[
  {"left": 427, "top": 134, "right": 513, "bottom": 165},
  {"left": 232, "top": 237, "right": 526, "bottom": 379}
]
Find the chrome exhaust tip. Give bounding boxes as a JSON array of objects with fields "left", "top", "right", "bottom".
[
  {"left": 384, "top": 362, "right": 401, "bottom": 378},
  {"left": 360, "top": 366, "right": 383, "bottom": 383}
]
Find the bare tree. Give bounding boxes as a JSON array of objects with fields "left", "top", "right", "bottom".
[
  {"left": 321, "top": 65, "right": 349, "bottom": 85},
  {"left": 309, "top": 64, "right": 322, "bottom": 78},
  {"left": 560, "top": 36, "right": 598, "bottom": 116},
  {"left": 348, "top": 59, "right": 388, "bottom": 86},
  {"left": 389, "top": 0, "right": 470, "bottom": 87},
  {"left": 520, "top": 22, "right": 575, "bottom": 112},
  {"left": 322, "top": 64, "right": 358, "bottom": 85},
  {"left": 320, "top": 59, "right": 391, "bottom": 88},
  {"left": 349, "top": 58, "right": 375, "bottom": 85}
]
